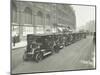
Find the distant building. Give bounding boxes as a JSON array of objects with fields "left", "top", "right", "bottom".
[
  {"left": 78, "top": 20, "right": 95, "bottom": 33},
  {"left": 86, "top": 20, "right": 95, "bottom": 32},
  {"left": 11, "top": 0, "right": 76, "bottom": 41}
]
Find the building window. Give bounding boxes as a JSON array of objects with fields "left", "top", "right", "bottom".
[
  {"left": 36, "top": 26, "right": 44, "bottom": 34},
  {"left": 24, "top": 7, "right": 32, "bottom": 24},
  {"left": 46, "top": 14, "right": 50, "bottom": 25},
  {"left": 36, "top": 11, "right": 43, "bottom": 25},
  {"left": 12, "top": 26, "right": 19, "bottom": 37},
  {"left": 23, "top": 27, "right": 34, "bottom": 36}
]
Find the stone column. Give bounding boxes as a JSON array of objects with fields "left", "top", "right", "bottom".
[
  {"left": 33, "top": 15, "right": 36, "bottom": 34},
  {"left": 18, "top": 9, "right": 24, "bottom": 41}
]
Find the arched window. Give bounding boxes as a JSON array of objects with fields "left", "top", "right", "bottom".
[
  {"left": 35, "top": 11, "right": 44, "bottom": 34},
  {"left": 37, "top": 11, "right": 43, "bottom": 17},
  {"left": 36, "top": 11, "right": 43, "bottom": 25},
  {"left": 12, "top": 2, "right": 17, "bottom": 23},
  {"left": 46, "top": 14, "right": 50, "bottom": 19},
  {"left": 46, "top": 14, "right": 50, "bottom": 25},
  {"left": 24, "top": 7, "right": 32, "bottom": 24}
]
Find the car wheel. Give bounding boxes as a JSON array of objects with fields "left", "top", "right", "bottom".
[
  {"left": 35, "top": 52, "right": 43, "bottom": 62},
  {"left": 54, "top": 46, "right": 60, "bottom": 53}
]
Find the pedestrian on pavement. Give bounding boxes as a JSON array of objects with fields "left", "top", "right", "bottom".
[{"left": 13, "top": 35, "right": 16, "bottom": 46}]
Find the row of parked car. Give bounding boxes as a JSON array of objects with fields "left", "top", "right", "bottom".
[{"left": 23, "top": 32, "right": 87, "bottom": 62}]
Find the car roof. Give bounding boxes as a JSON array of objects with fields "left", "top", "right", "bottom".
[{"left": 27, "top": 33, "right": 55, "bottom": 37}]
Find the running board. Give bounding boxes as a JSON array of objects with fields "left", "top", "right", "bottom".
[{"left": 43, "top": 51, "right": 52, "bottom": 56}]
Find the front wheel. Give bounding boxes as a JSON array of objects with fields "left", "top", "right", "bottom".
[{"left": 34, "top": 52, "right": 43, "bottom": 62}]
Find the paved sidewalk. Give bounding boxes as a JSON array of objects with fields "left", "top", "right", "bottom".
[{"left": 12, "top": 41, "right": 27, "bottom": 50}]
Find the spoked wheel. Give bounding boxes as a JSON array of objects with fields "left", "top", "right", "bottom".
[{"left": 35, "top": 52, "right": 43, "bottom": 62}]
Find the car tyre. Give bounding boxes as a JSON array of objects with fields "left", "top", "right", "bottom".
[{"left": 35, "top": 52, "right": 43, "bottom": 62}]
